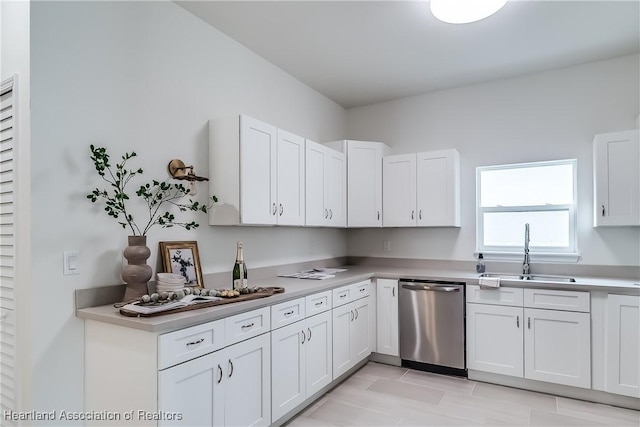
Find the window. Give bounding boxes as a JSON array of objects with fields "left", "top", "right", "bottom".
[{"left": 476, "top": 159, "right": 577, "bottom": 260}]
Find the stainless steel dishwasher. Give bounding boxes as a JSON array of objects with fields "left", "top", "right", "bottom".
[{"left": 399, "top": 279, "right": 466, "bottom": 376}]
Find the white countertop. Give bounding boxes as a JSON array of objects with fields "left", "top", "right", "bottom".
[{"left": 76, "top": 265, "right": 640, "bottom": 334}]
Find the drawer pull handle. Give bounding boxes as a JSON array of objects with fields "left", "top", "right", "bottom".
[
  {"left": 411, "top": 210, "right": 415, "bottom": 220},
  {"left": 340, "top": 294, "right": 347, "bottom": 299},
  {"left": 228, "top": 360, "right": 234, "bottom": 378},
  {"left": 284, "top": 310, "right": 294, "bottom": 316},
  {"left": 419, "top": 210, "right": 422, "bottom": 220},
  {"left": 241, "top": 323, "right": 254, "bottom": 330},
  {"left": 351, "top": 310, "right": 354, "bottom": 321},
  {"left": 279, "top": 203, "right": 284, "bottom": 216},
  {"left": 301, "top": 330, "right": 306, "bottom": 344},
  {"left": 392, "top": 287, "right": 395, "bottom": 297},
  {"left": 602, "top": 204, "right": 606, "bottom": 217},
  {"left": 528, "top": 317, "right": 531, "bottom": 329},
  {"left": 217, "top": 364, "right": 223, "bottom": 384},
  {"left": 273, "top": 203, "right": 277, "bottom": 215},
  {"left": 307, "top": 327, "right": 311, "bottom": 342},
  {"left": 377, "top": 211, "right": 380, "bottom": 220},
  {"left": 314, "top": 301, "right": 323, "bottom": 307},
  {"left": 186, "top": 338, "right": 204, "bottom": 347},
  {"left": 325, "top": 209, "right": 329, "bottom": 219},
  {"left": 329, "top": 209, "right": 333, "bottom": 219},
  {"left": 516, "top": 316, "right": 519, "bottom": 328},
  {"left": 359, "top": 287, "right": 366, "bottom": 292},
  {"left": 355, "top": 308, "right": 359, "bottom": 320}
]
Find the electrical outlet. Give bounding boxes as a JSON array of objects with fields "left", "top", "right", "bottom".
[{"left": 383, "top": 240, "right": 391, "bottom": 252}]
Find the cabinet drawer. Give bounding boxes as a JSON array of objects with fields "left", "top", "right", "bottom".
[
  {"left": 271, "top": 298, "right": 305, "bottom": 329},
  {"left": 306, "top": 290, "right": 332, "bottom": 316},
  {"left": 466, "top": 285, "right": 523, "bottom": 306},
  {"left": 333, "top": 285, "right": 353, "bottom": 307},
  {"left": 158, "top": 319, "right": 225, "bottom": 370},
  {"left": 524, "top": 288, "right": 590, "bottom": 312},
  {"left": 225, "top": 307, "right": 271, "bottom": 346},
  {"left": 351, "top": 280, "right": 371, "bottom": 299}
]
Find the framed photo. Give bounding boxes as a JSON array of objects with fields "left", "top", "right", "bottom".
[{"left": 159, "top": 241, "right": 203, "bottom": 288}]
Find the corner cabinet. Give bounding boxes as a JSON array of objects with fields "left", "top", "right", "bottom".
[
  {"left": 305, "top": 140, "right": 346, "bottom": 227},
  {"left": 605, "top": 294, "right": 640, "bottom": 398},
  {"left": 209, "top": 115, "right": 305, "bottom": 226},
  {"left": 593, "top": 130, "right": 640, "bottom": 227},
  {"left": 325, "top": 140, "right": 390, "bottom": 227},
  {"left": 383, "top": 149, "right": 460, "bottom": 227}
]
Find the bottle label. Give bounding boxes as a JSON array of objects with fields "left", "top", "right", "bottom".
[{"left": 233, "top": 278, "right": 248, "bottom": 290}]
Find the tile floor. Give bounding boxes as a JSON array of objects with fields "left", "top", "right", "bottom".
[{"left": 285, "top": 362, "right": 640, "bottom": 426}]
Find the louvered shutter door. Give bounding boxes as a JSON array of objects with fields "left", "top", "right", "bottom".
[{"left": 0, "top": 76, "right": 17, "bottom": 424}]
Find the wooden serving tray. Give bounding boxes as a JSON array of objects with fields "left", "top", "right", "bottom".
[{"left": 119, "top": 287, "right": 285, "bottom": 318}]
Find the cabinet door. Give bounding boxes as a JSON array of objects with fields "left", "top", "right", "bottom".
[
  {"left": 376, "top": 279, "right": 399, "bottom": 356},
  {"left": 351, "top": 297, "right": 372, "bottom": 362},
  {"left": 416, "top": 149, "right": 460, "bottom": 227},
  {"left": 277, "top": 129, "right": 305, "bottom": 226},
  {"left": 524, "top": 308, "right": 591, "bottom": 388},
  {"left": 332, "top": 303, "right": 354, "bottom": 379},
  {"left": 594, "top": 130, "right": 640, "bottom": 226},
  {"left": 271, "top": 322, "right": 306, "bottom": 421},
  {"left": 158, "top": 350, "right": 225, "bottom": 427},
  {"left": 606, "top": 295, "right": 640, "bottom": 397},
  {"left": 305, "top": 140, "right": 327, "bottom": 226},
  {"left": 305, "top": 310, "right": 333, "bottom": 397},
  {"left": 383, "top": 154, "right": 416, "bottom": 227},
  {"left": 347, "top": 141, "right": 383, "bottom": 227},
  {"left": 326, "top": 148, "right": 346, "bottom": 227},
  {"left": 224, "top": 333, "right": 271, "bottom": 427},
  {"left": 466, "top": 303, "right": 523, "bottom": 377},
  {"left": 240, "top": 115, "right": 277, "bottom": 225}
]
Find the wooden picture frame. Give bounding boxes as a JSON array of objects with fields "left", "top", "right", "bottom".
[{"left": 159, "top": 241, "right": 203, "bottom": 288}]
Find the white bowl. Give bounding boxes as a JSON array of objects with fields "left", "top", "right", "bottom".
[{"left": 156, "top": 273, "right": 186, "bottom": 284}]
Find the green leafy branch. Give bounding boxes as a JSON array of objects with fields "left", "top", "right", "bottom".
[{"left": 86, "top": 145, "right": 217, "bottom": 236}]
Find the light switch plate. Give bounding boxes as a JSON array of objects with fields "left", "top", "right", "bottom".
[{"left": 63, "top": 251, "right": 79, "bottom": 275}]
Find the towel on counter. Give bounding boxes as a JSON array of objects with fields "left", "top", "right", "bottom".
[{"left": 479, "top": 276, "right": 501, "bottom": 289}]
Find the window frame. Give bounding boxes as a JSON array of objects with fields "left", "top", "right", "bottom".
[{"left": 476, "top": 159, "right": 579, "bottom": 262}]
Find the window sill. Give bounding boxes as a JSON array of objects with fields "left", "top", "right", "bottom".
[{"left": 476, "top": 252, "right": 580, "bottom": 263}]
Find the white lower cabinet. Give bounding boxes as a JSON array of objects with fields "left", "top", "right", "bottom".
[
  {"left": 376, "top": 279, "right": 399, "bottom": 356},
  {"left": 524, "top": 308, "right": 591, "bottom": 388},
  {"left": 333, "top": 296, "right": 371, "bottom": 379},
  {"left": 271, "top": 310, "right": 333, "bottom": 422},
  {"left": 467, "top": 303, "right": 523, "bottom": 377},
  {"left": 159, "top": 332, "right": 271, "bottom": 427},
  {"left": 606, "top": 294, "right": 640, "bottom": 397},
  {"left": 466, "top": 285, "right": 591, "bottom": 389}
]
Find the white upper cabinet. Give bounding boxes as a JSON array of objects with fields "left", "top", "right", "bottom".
[
  {"left": 593, "top": 130, "right": 640, "bottom": 227},
  {"left": 383, "top": 149, "right": 460, "bottom": 227},
  {"left": 326, "top": 140, "right": 389, "bottom": 227},
  {"left": 209, "top": 115, "right": 305, "bottom": 226},
  {"left": 382, "top": 154, "right": 416, "bottom": 227},
  {"left": 305, "top": 141, "right": 346, "bottom": 227},
  {"left": 416, "top": 150, "right": 460, "bottom": 226}
]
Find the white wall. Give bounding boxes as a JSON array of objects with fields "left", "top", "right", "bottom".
[
  {"left": 346, "top": 55, "right": 640, "bottom": 267},
  {"left": 30, "top": 1, "right": 346, "bottom": 420}
]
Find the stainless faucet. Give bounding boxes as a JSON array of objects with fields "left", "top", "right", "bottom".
[{"left": 522, "top": 223, "right": 531, "bottom": 275}]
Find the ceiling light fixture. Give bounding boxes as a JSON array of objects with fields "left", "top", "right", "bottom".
[{"left": 430, "top": 0, "right": 508, "bottom": 24}]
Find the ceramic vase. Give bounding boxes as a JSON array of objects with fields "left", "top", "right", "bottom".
[{"left": 121, "top": 235, "right": 152, "bottom": 301}]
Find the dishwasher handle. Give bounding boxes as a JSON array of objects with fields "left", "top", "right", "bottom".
[{"left": 401, "top": 283, "right": 461, "bottom": 292}]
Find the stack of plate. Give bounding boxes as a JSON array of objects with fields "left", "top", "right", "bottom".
[{"left": 156, "top": 273, "right": 186, "bottom": 293}]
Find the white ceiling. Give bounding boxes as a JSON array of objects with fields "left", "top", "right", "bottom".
[{"left": 176, "top": 1, "right": 640, "bottom": 108}]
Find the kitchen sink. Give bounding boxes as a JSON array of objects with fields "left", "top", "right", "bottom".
[{"left": 479, "top": 273, "right": 576, "bottom": 283}]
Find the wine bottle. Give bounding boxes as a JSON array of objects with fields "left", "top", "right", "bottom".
[{"left": 232, "top": 241, "right": 248, "bottom": 290}]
